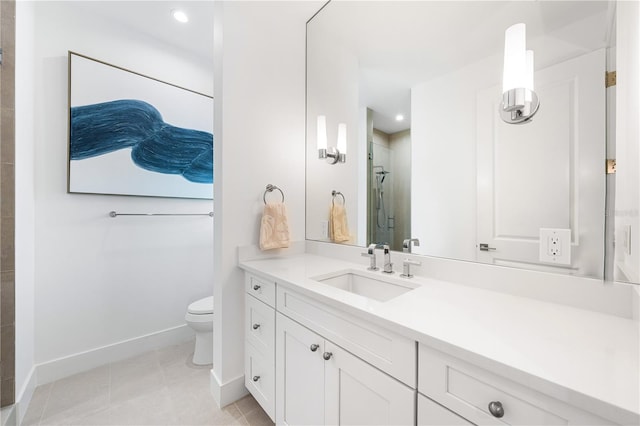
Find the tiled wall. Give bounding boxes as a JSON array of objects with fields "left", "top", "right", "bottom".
[{"left": 0, "top": 0, "right": 16, "bottom": 408}]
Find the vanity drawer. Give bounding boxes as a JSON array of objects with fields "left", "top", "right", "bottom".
[
  {"left": 245, "top": 341, "right": 275, "bottom": 421},
  {"left": 277, "top": 285, "right": 416, "bottom": 386},
  {"left": 418, "top": 344, "right": 612, "bottom": 425},
  {"left": 245, "top": 294, "right": 275, "bottom": 355},
  {"left": 418, "top": 393, "right": 474, "bottom": 425},
  {"left": 246, "top": 273, "right": 276, "bottom": 307}
]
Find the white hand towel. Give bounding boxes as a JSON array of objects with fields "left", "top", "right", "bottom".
[{"left": 260, "top": 202, "right": 291, "bottom": 250}]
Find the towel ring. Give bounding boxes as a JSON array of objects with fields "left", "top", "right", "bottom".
[
  {"left": 332, "top": 190, "right": 345, "bottom": 206},
  {"left": 264, "top": 184, "right": 285, "bottom": 204}
]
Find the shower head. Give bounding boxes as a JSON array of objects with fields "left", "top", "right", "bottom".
[{"left": 375, "top": 170, "right": 390, "bottom": 183}]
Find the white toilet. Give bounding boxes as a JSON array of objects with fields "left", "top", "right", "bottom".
[{"left": 185, "top": 296, "right": 214, "bottom": 365}]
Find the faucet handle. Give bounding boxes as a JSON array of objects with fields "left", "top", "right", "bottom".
[{"left": 400, "top": 258, "right": 421, "bottom": 278}]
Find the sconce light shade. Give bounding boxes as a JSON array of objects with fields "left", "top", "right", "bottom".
[
  {"left": 500, "top": 23, "right": 539, "bottom": 124},
  {"left": 502, "top": 23, "right": 526, "bottom": 93},
  {"left": 337, "top": 123, "right": 347, "bottom": 162},
  {"left": 525, "top": 50, "right": 534, "bottom": 101},
  {"left": 317, "top": 115, "right": 328, "bottom": 159},
  {"left": 317, "top": 117, "right": 346, "bottom": 165}
]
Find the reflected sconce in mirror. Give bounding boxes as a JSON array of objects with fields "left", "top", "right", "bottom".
[
  {"left": 500, "top": 23, "right": 540, "bottom": 124},
  {"left": 317, "top": 115, "right": 347, "bottom": 164}
]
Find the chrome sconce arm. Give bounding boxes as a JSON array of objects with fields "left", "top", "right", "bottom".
[
  {"left": 499, "top": 88, "right": 540, "bottom": 124},
  {"left": 318, "top": 146, "right": 346, "bottom": 164}
]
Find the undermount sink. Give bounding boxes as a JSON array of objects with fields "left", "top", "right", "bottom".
[{"left": 312, "top": 270, "right": 419, "bottom": 302}]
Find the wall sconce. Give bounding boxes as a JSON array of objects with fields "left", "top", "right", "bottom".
[
  {"left": 500, "top": 23, "right": 539, "bottom": 124},
  {"left": 317, "top": 115, "right": 346, "bottom": 164}
]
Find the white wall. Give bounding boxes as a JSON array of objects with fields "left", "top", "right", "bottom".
[
  {"left": 17, "top": 0, "right": 214, "bottom": 382},
  {"left": 15, "top": 0, "right": 37, "bottom": 417},
  {"left": 212, "top": 1, "right": 320, "bottom": 406},
  {"left": 614, "top": 0, "right": 640, "bottom": 283}
]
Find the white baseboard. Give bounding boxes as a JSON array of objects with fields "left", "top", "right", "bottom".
[
  {"left": 210, "top": 370, "right": 248, "bottom": 408},
  {"left": 14, "top": 366, "right": 37, "bottom": 425},
  {"left": 36, "top": 325, "right": 194, "bottom": 385},
  {"left": 0, "top": 405, "right": 16, "bottom": 426}
]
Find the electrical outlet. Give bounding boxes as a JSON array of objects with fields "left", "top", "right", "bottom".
[
  {"left": 548, "top": 236, "right": 561, "bottom": 256},
  {"left": 539, "top": 228, "right": 571, "bottom": 265},
  {"left": 321, "top": 220, "right": 329, "bottom": 239}
]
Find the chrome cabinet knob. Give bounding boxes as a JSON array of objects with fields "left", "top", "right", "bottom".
[
  {"left": 488, "top": 401, "right": 504, "bottom": 418},
  {"left": 310, "top": 344, "right": 319, "bottom": 352},
  {"left": 323, "top": 352, "right": 333, "bottom": 360},
  {"left": 253, "top": 284, "right": 261, "bottom": 291},
  {"left": 252, "top": 375, "right": 260, "bottom": 382},
  {"left": 252, "top": 323, "right": 260, "bottom": 330}
]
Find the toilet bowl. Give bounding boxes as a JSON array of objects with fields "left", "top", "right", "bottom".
[{"left": 185, "top": 296, "right": 213, "bottom": 365}]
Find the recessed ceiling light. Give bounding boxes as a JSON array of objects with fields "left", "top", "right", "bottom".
[
  {"left": 395, "top": 114, "right": 404, "bottom": 121},
  {"left": 171, "top": 9, "right": 189, "bottom": 23}
]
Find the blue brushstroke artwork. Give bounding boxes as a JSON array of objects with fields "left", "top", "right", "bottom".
[{"left": 70, "top": 99, "right": 213, "bottom": 184}]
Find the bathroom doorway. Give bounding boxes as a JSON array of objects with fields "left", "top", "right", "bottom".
[{"left": 366, "top": 108, "right": 411, "bottom": 252}]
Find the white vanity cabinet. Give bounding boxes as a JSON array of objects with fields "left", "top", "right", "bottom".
[
  {"left": 240, "top": 255, "right": 638, "bottom": 426},
  {"left": 276, "top": 313, "right": 415, "bottom": 425},
  {"left": 418, "top": 344, "right": 613, "bottom": 425},
  {"left": 244, "top": 274, "right": 276, "bottom": 421}
]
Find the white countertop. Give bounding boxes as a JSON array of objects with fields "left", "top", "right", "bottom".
[{"left": 239, "top": 253, "right": 640, "bottom": 424}]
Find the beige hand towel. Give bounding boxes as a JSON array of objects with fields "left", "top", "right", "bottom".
[
  {"left": 329, "top": 203, "right": 350, "bottom": 243},
  {"left": 260, "top": 202, "right": 290, "bottom": 250}
]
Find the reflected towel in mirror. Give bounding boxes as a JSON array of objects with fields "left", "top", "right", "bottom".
[
  {"left": 260, "top": 202, "right": 290, "bottom": 250},
  {"left": 330, "top": 203, "right": 350, "bottom": 243}
]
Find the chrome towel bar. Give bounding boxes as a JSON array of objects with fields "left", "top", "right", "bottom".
[{"left": 109, "top": 211, "right": 213, "bottom": 218}]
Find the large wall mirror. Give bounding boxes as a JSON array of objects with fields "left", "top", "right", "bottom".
[{"left": 306, "top": 1, "right": 640, "bottom": 284}]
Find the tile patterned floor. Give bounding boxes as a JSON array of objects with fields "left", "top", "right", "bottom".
[{"left": 21, "top": 340, "right": 274, "bottom": 426}]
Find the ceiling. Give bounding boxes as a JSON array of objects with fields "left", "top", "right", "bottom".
[
  {"left": 71, "top": 1, "right": 214, "bottom": 64},
  {"left": 72, "top": 1, "right": 614, "bottom": 135}
]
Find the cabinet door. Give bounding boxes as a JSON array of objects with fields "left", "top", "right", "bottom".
[
  {"left": 418, "top": 393, "right": 474, "bottom": 425},
  {"left": 324, "top": 341, "right": 415, "bottom": 426},
  {"left": 276, "top": 313, "right": 325, "bottom": 425}
]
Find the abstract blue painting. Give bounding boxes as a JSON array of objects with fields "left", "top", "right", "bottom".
[{"left": 68, "top": 52, "right": 214, "bottom": 199}]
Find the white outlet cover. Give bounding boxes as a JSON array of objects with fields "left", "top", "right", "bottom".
[
  {"left": 321, "top": 220, "right": 329, "bottom": 239},
  {"left": 539, "top": 228, "right": 571, "bottom": 265}
]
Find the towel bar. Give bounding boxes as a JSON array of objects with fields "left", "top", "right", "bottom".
[{"left": 109, "top": 211, "right": 213, "bottom": 217}]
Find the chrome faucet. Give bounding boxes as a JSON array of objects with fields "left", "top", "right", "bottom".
[
  {"left": 402, "top": 238, "right": 420, "bottom": 253},
  {"left": 361, "top": 243, "right": 379, "bottom": 271},
  {"left": 380, "top": 244, "right": 393, "bottom": 274}
]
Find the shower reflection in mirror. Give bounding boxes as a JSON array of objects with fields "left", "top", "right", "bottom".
[{"left": 366, "top": 108, "right": 411, "bottom": 252}]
